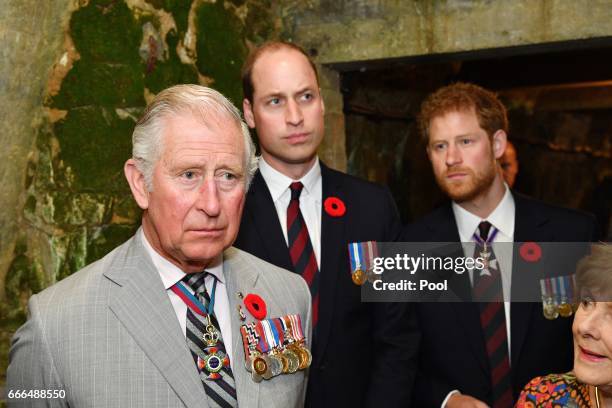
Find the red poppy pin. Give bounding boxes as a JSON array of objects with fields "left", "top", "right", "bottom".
[
  {"left": 324, "top": 196, "right": 346, "bottom": 217},
  {"left": 520, "top": 242, "right": 542, "bottom": 263},
  {"left": 244, "top": 293, "right": 267, "bottom": 320}
]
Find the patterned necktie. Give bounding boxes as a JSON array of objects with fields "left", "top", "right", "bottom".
[
  {"left": 472, "top": 221, "right": 513, "bottom": 408},
  {"left": 183, "top": 273, "right": 238, "bottom": 408},
  {"left": 287, "top": 181, "right": 320, "bottom": 327}
]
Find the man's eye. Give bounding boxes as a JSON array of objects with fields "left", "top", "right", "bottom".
[
  {"left": 460, "top": 138, "right": 472, "bottom": 145},
  {"left": 269, "top": 98, "right": 280, "bottom": 106},
  {"left": 222, "top": 172, "right": 236, "bottom": 180},
  {"left": 181, "top": 171, "right": 197, "bottom": 180},
  {"left": 301, "top": 92, "right": 313, "bottom": 101},
  {"left": 433, "top": 143, "right": 445, "bottom": 151}
]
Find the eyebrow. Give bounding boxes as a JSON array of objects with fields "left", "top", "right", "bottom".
[{"left": 261, "top": 86, "right": 314, "bottom": 99}]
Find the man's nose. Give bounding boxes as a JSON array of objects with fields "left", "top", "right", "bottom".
[
  {"left": 445, "top": 144, "right": 462, "bottom": 166},
  {"left": 195, "top": 178, "right": 221, "bottom": 217},
  {"left": 285, "top": 100, "right": 304, "bottom": 126}
]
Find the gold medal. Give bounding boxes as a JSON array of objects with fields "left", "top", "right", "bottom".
[
  {"left": 252, "top": 355, "right": 268, "bottom": 376},
  {"left": 352, "top": 268, "right": 366, "bottom": 285},
  {"left": 277, "top": 351, "right": 289, "bottom": 373},
  {"left": 543, "top": 302, "right": 559, "bottom": 320},
  {"left": 283, "top": 348, "right": 300, "bottom": 373},
  {"left": 262, "top": 355, "right": 275, "bottom": 379},
  {"left": 558, "top": 302, "right": 573, "bottom": 318},
  {"left": 290, "top": 343, "right": 312, "bottom": 370}
]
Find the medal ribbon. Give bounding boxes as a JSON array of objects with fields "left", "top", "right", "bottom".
[
  {"left": 289, "top": 314, "right": 304, "bottom": 341},
  {"left": 349, "top": 242, "right": 362, "bottom": 272},
  {"left": 255, "top": 322, "right": 270, "bottom": 353},
  {"left": 349, "top": 241, "right": 379, "bottom": 273},
  {"left": 472, "top": 227, "right": 499, "bottom": 245},
  {"left": 170, "top": 277, "right": 217, "bottom": 317}
]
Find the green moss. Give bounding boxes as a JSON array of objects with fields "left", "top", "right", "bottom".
[
  {"left": 52, "top": 107, "right": 133, "bottom": 192},
  {"left": 52, "top": 0, "right": 144, "bottom": 109},
  {"left": 195, "top": 1, "right": 247, "bottom": 105},
  {"left": 70, "top": 0, "right": 142, "bottom": 64},
  {"left": 4, "top": 252, "right": 46, "bottom": 319},
  {"left": 53, "top": 59, "right": 145, "bottom": 109},
  {"left": 112, "top": 194, "right": 142, "bottom": 224},
  {"left": 87, "top": 224, "right": 139, "bottom": 264},
  {"left": 244, "top": 0, "right": 276, "bottom": 44},
  {"left": 51, "top": 192, "right": 112, "bottom": 226}
]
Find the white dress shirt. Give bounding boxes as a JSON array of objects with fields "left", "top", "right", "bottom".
[
  {"left": 442, "top": 185, "right": 515, "bottom": 407},
  {"left": 140, "top": 229, "right": 234, "bottom": 361},
  {"left": 259, "top": 156, "right": 323, "bottom": 268}
]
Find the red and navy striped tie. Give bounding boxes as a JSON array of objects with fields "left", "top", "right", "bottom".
[
  {"left": 287, "top": 182, "right": 319, "bottom": 327},
  {"left": 473, "top": 221, "right": 513, "bottom": 408}
]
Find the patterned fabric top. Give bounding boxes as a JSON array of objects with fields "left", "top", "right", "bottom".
[{"left": 516, "top": 372, "right": 592, "bottom": 408}]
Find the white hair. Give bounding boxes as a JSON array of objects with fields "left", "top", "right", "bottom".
[{"left": 132, "top": 84, "right": 258, "bottom": 190}]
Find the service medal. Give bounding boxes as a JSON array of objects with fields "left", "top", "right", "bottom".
[
  {"left": 543, "top": 301, "right": 559, "bottom": 320},
  {"left": 251, "top": 355, "right": 268, "bottom": 380},
  {"left": 261, "top": 354, "right": 280, "bottom": 380},
  {"left": 269, "top": 354, "right": 283, "bottom": 377},
  {"left": 283, "top": 348, "right": 300, "bottom": 373},
  {"left": 558, "top": 302, "right": 573, "bottom": 318},
  {"left": 352, "top": 268, "right": 366, "bottom": 285}
]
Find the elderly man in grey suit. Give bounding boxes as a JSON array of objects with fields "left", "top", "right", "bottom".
[{"left": 7, "top": 84, "right": 312, "bottom": 408}]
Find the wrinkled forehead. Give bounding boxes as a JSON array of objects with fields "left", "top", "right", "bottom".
[{"left": 159, "top": 111, "right": 245, "bottom": 157}]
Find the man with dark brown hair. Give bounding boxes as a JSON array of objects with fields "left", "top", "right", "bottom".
[
  {"left": 234, "top": 41, "right": 419, "bottom": 407},
  {"left": 404, "top": 82, "right": 596, "bottom": 408}
]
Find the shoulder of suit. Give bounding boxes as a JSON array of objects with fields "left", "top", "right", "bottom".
[
  {"left": 323, "top": 165, "right": 391, "bottom": 196},
  {"left": 514, "top": 192, "right": 595, "bottom": 224}
]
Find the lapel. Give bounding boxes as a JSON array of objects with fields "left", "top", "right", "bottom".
[
  {"left": 246, "top": 171, "right": 293, "bottom": 271},
  {"left": 223, "top": 247, "right": 262, "bottom": 408},
  {"left": 510, "top": 193, "right": 553, "bottom": 368},
  {"left": 315, "top": 163, "right": 347, "bottom": 362},
  {"left": 104, "top": 232, "right": 208, "bottom": 408},
  {"left": 432, "top": 204, "right": 489, "bottom": 374}
]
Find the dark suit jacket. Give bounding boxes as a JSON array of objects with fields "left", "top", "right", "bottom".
[
  {"left": 235, "top": 162, "right": 419, "bottom": 407},
  {"left": 402, "top": 192, "right": 596, "bottom": 407}
]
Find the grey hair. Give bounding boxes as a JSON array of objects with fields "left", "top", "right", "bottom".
[{"left": 132, "top": 84, "right": 258, "bottom": 191}]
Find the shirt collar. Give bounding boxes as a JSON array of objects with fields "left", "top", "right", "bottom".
[
  {"left": 259, "top": 156, "right": 321, "bottom": 202},
  {"left": 452, "top": 184, "right": 515, "bottom": 242},
  {"left": 139, "top": 229, "right": 225, "bottom": 289}
]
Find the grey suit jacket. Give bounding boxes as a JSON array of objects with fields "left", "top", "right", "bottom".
[{"left": 7, "top": 231, "right": 312, "bottom": 407}]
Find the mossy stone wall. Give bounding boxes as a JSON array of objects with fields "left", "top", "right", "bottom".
[{"left": 0, "top": 0, "right": 278, "bottom": 395}]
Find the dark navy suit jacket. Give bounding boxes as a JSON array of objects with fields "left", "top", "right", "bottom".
[
  {"left": 235, "top": 162, "right": 419, "bottom": 408},
  {"left": 402, "top": 193, "right": 596, "bottom": 407}
]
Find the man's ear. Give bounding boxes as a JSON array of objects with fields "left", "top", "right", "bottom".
[
  {"left": 492, "top": 130, "right": 508, "bottom": 160},
  {"left": 243, "top": 99, "right": 256, "bottom": 129},
  {"left": 124, "top": 159, "right": 150, "bottom": 210}
]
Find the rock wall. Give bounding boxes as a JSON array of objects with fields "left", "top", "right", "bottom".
[{"left": 0, "top": 0, "right": 278, "bottom": 393}]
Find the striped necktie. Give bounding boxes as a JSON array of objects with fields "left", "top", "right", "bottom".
[
  {"left": 287, "top": 181, "right": 320, "bottom": 327},
  {"left": 183, "top": 273, "right": 238, "bottom": 408},
  {"left": 472, "top": 221, "right": 513, "bottom": 408}
]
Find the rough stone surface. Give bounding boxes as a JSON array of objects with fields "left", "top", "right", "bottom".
[
  {"left": 318, "top": 66, "right": 347, "bottom": 171},
  {"left": 287, "top": 0, "right": 612, "bottom": 64}
]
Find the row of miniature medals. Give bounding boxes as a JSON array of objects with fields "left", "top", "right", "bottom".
[{"left": 238, "top": 301, "right": 312, "bottom": 382}]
